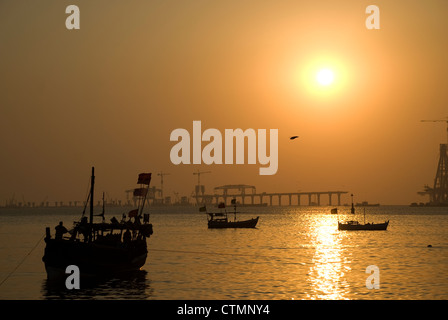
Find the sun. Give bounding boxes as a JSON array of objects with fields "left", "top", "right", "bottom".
[
  {"left": 288, "top": 55, "right": 350, "bottom": 101},
  {"left": 316, "top": 68, "right": 335, "bottom": 86}
]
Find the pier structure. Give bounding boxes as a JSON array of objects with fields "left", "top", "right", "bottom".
[{"left": 210, "top": 184, "right": 348, "bottom": 206}]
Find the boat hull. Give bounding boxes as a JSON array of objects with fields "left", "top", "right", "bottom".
[
  {"left": 208, "top": 217, "right": 259, "bottom": 229},
  {"left": 338, "top": 220, "right": 389, "bottom": 231},
  {"left": 42, "top": 238, "right": 148, "bottom": 279}
]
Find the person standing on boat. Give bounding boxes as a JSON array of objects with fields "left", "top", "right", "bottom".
[
  {"left": 123, "top": 229, "right": 131, "bottom": 245},
  {"left": 77, "top": 216, "right": 89, "bottom": 242},
  {"left": 55, "top": 221, "right": 68, "bottom": 240}
]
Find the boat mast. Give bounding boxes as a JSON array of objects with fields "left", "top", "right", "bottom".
[
  {"left": 337, "top": 207, "right": 339, "bottom": 223},
  {"left": 231, "top": 198, "right": 237, "bottom": 221},
  {"left": 351, "top": 194, "right": 355, "bottom": 214},
  {"left": 89, "top": 167, "right": 95, "bottom": 242},
  {"left": 101, "top": 191, "right": 105, "bottom": 222},
  {"left": 233, "top": 202, "right": 236, "bottom": 222}
]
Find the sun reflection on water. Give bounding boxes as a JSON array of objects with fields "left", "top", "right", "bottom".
[{"left": 306, "top": 215, "right": 351, "bottom": 299}]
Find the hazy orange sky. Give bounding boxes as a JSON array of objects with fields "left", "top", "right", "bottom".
[{"left": 1, "top": 0, "right": 447, "bottom": 205}]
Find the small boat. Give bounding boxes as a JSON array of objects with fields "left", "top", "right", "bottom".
[
  {"left": 356, "top": 201, "right": 380, "bottom": 207},
  {"left": 337, "top": 194, "right": 389, "bottom": 231},
  {"left": 42, "top": 168, "right": 154, "bottom": 279},
  {"left": 202, "top": 199, "right": 259, "bottom": 229},
  {"left": 338, "top": 220, "right": 389, "bottom": 231}
]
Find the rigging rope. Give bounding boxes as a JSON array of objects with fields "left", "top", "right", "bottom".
[{"left": 0, "top": 234, "right": 45, "bottom": 288}]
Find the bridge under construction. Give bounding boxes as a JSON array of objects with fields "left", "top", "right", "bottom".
[{"left": 194, "top": 184, "right": 349, "bottom": 206}]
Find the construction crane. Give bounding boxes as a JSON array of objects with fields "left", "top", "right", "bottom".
[
  {"left": 193, "top": 170, "right": 211, "bottom": 205},
  {"left": 193, "top": 170, "right": 211, "bottom": 186},
  {"left": 157, "top": 172, "right": 170, "bottom": 201},
  {"left": 420, "top": 117, "right": 448, "bottom": 205},
  {"left": 421, "top": 117, "right": 448, "bottom": 144},
  {"left": 173, "top": 191, "right": 180, "bottom": 203}
]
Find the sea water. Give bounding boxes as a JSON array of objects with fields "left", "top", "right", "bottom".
[{"left": 0, "top": 205, "right": 447, "bottom": 300}]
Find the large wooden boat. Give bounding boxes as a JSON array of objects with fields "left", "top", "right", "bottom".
[
  {"left": 42, "top": 168, "right": 154, "bottom": 279},
  {"left": 203, "top": 200, "right": 259, "bottom": 229}
]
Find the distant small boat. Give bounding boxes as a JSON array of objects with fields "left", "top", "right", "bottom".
[
  {"left": 337, "top": 194, "right": 389, "bottom": 231},
  {"left": 355, "top": 201, "right": 380, "bottom": 207},
  {"left": 201, "top": 199, "right": 259, "bottom": 229},
  {"left": 338, "top": 220, "right": 389, "bottom": 231}
]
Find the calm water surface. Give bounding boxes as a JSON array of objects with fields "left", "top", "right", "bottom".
[{"left": 0, "top": 205, "right": 447, "bottom": 300}]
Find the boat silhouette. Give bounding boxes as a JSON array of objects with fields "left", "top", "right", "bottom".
[
  {"left": 42, "top": 168, "right": 154, "bottom": 279},
  {"left": 337, "top": 194, "right": 389, "bottom": 231},
  {"left": 202, "top": 199, "right": 259, "bottom": 229}
]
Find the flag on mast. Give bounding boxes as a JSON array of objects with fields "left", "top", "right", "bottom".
[{"left": 137, "top": 173, "right": 152, "bottom": 185}]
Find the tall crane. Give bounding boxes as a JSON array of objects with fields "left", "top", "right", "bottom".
[
  {"left": 193, "top": 170, "right": 211, "bottom": 186},
  {"left": 173, "top": 191, "right": 180, "bottom": 203},
  {"left": 420, "top": 117, "right": 448, "bottom": 205},
  {"left": 421, "top": 117, "right": 448, "bottom": 144},
  {"left": 157, "top": 172, "right": 170, "bottom": 202},
  {"left": 193, "top": 170, "right": 211, "bottom": 205}
]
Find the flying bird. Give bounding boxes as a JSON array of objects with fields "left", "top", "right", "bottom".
[{"left": 290, "top": 136, "right": 299, "bottom": 140}]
